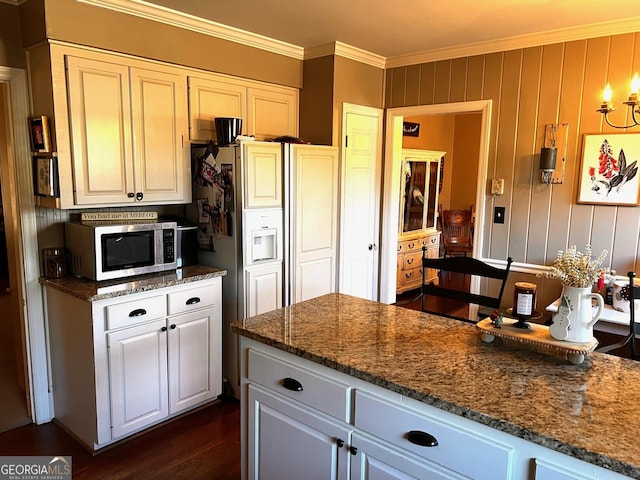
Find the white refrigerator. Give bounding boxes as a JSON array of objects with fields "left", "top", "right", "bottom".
[{"left": 187, "top": 140, "right": 339, "bottom": 398}]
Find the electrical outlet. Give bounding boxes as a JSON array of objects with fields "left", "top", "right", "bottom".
[{"left": 491, "top": 178, "right": 504, "bottom": 195}]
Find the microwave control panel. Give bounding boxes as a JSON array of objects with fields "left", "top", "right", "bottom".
[{"left": 163, "top": 229, "right": 175, "bottom": 263}]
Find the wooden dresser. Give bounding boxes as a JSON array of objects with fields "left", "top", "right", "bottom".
[{"left": 396, "top": 231, "right": 440, "bottom": 294}]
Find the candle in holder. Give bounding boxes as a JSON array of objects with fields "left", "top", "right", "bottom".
[{"left": 512, "top": 282, "right": 537, "bottom": 328}]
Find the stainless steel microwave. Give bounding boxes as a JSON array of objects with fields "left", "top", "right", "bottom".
[{"left": 65, "top": 221, "right": 178, "bottom": 281}]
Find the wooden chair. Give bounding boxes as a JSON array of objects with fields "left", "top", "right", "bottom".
[
  {"left": 597, "top": 271, "right": 640, "bottom": 359},
  {"left": 421, "top": 249, "right": 513, "bottom": 323},
  {"left": 439, "top": 206, "right": 473, "bottom": 257}
]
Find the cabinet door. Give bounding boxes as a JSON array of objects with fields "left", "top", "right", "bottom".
[
  {"left": 242, "top": 142, "right": 283, "bottom": 208},
  {"left": 245, "top": 262, "right": 283, "bottom": 317},
  {"left": 246, "top": 85, "right": 298, "bottom": 141},
  {"left": 130, "top": 67, "right": 190, "bottom": 204},
  {"left": 107, "top": 319, "right": 168, "bottom": 439},
  {"left": 351, "top": 433, "right": 466, "bottom": 480},
  {"left": 188, "top": 75, "right": 246, "bottom": 141},
  {"left": 66, "top": 55, "right": 134, "bottom": 205},
  {"left": 248, "top": 384, "right": 349, "bottom": 480},
  {"left": 167, "top": 307, "right": 222, "bottom": 414},
  {"left": 289, "top": 144, "right": 339, "bottom": 304}
]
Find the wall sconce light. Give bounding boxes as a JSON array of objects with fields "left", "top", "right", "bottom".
[
  {"left": 596, "top": 73, "right": 640, "bottom": 129},
  {"left": 540, "top": 123, "right": 568, "bottom": 184}
]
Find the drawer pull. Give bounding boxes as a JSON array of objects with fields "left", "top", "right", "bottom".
[
  {"left": 129, "top": 308, "right": 147, "bottom": 317},
  {"left": 186, "top": 297, "right": 201, "bottom": 305},
  {"left": 407, "top": 258, "right": 414, "bottom": 265},
  {"left": 282, "top": 377, "right": 303, "bottom": 392},
  {"left": 407, "top": 430, "right": 438, "bottom": 447},
  {"left": 408, "top": 243, "right": 415, "bottom": 249}
]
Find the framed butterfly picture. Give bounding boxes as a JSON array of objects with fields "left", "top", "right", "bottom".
[{"left": 577, "top": 133, "right": 640, "bottom": 206}]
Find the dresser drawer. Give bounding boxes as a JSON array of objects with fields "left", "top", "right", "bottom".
[
  {"left": 105, "top": 294, "right": 167, "bottom": 330},
  {"left": 354, "top": 391, "right": 514, "bottom": 480},
  {"left": 167, "top": 279, "right": 220, "bottom": 315},
  {"left": 248, "top": 348, "right": 350, "bottom": 421},
  {"left": 400, "top": 267, "right": 422, "bottom": 288},
  {"left": 403, "top": 251, "right": 422, "bottom": 269}
]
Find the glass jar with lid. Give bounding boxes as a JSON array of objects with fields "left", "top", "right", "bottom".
[{"left": 43, "top": 247, "right": 67, "bottom": 279}]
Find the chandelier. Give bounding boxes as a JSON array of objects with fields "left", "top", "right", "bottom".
[{"left": 596, "top": 73, "right": 640, "bottom": 129}]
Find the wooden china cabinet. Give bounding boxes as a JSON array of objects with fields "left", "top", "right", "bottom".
[{"left": 396, "top": 149, "right": 445, "bottom": 294}]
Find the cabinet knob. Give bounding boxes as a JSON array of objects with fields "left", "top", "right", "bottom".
[
  {"left": 336, "top": 438, "right": 344, "bottom": 448},
  {"left": 349, "top": 446, "right": 358, "bottom": 455},
  {"left": 170, "top": 324, "right": 176, "bottom": 330},
  {"left": 127, "top": 192, "right": 135, "bottom": 198},
  {"left": 186, "top": 297, "right": 201, "bottom": 305},
  {"left": 136, "top": 192, "right": 144, "bottom": 201},
  {"left": 282, "top": 377, "right": 303, "bottom": 392},
  {"left": 407, "top": 430, "right": 438, "bottom": 447},
  {"left": 129, "top": 308, "right": 147, "bottom": 317},
  {"left": 161, "top": 326, "right": 168, "bottom": 332}
]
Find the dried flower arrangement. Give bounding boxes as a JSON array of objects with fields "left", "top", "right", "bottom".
[{"left": 537, "top": 245, "right": 608, "bottom": 288}]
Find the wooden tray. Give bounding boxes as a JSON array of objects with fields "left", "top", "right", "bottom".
[{"left": 476, "top": 317, "right": 598, "bottom": 364}]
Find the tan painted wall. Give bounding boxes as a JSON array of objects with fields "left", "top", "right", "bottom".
[
  {"left": 21, "top": 0, "right": 302, "bottom": 88},
  {"left": 451, "top": 113, "right": 481, "bottom": 210},
  {"left": 333, "top": 56, "right": 384, "bottom": 145},
  {"left": 386, "top": 32, "right": 640, "bottom": 309},
  {"left": 300, "top": 56, "right": 335, "bottom": 145},
  {"left": 0, "top": 3, "right": 26, "bottom": 69}
]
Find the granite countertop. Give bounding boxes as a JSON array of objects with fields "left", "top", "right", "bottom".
[
  {"left": 232, "top": 293, "right": 640, "bottom": 479},
  {"left": 39, "top": 265, "right": 226, "bottom": 302}
]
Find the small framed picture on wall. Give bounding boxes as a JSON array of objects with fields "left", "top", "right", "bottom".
[
  {"left": 403, "top": 121, "right": 420, "bottom": 137},
  {"left": 29, "top": 116, "right": 52, "bottom": 153}
]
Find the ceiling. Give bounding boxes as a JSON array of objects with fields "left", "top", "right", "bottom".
[{"left": 144, "top": 0, "right": 640, "bottom": 61}]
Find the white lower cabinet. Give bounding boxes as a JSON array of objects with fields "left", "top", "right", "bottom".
[
  {"left": 248, "top": 384, "right": 350, "bottom": 480},
  {"left": 46, "top": 276, "right": 222, "bottom": 450},
  {"left": 239, "top": 338, "right": 631, "bottom": 480}
]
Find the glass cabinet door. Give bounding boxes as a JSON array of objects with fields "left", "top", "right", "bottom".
[
  {"left": 399, "top": 149, "right": 444, "bottom": 237},
  {"left": 402, "top": 160, "right": 427, "bottom": 234}
]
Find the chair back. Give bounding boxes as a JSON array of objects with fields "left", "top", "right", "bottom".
[
  {"left": 440, "top": 207, "right": 473, "bottom": 253},
  {"left": 420, "top": 250, "right": 513, "bottom": 323}
]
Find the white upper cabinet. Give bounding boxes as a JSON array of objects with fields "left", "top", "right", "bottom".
[
  {"left": 188, "top": 75, "right": 246, "bottom": 142},
  {"left": 66, "top": 52, "right": 189, "bottom": 206},
  {"left": 37, "top": 44, "right": 190, "bottom": 208},
  {"left": 187, "top": 72, "right": 298, "bottom": 143}
]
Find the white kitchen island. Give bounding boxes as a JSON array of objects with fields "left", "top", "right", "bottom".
[{"left": 232, "top": 293, "right": 640, "bottom": 480}]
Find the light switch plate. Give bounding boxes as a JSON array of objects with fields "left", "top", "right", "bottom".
[{"left": 491, "top": 178, "right": 504, "bottom": 195}]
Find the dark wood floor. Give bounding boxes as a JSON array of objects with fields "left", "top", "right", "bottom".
[{"left": 0, "top": 398, "right": 241, "bottom": 479}]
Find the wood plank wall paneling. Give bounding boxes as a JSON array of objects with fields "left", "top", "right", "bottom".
[{"left": 385, "top": 31, "right": 640, "bottom": 277}]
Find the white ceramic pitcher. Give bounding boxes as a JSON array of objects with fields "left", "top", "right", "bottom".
[{"left": 550, "top": 285, "right": 604, "bottom": 343}]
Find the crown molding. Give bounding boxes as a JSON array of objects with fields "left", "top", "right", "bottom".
[
  {"left": 386, "top": 16, "right": 640, "bottom": 68},
  {"left": 77, "top": 0, "right": 305, "bottom": 59},
  {"left": 304, "top": 41, "right": 386, "bottom": 68}
]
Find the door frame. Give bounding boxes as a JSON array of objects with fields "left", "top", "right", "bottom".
[
  {"left": 380, "top": 100, "right": 492, "bottom": 304},
  {"left": 0, "top": 66, "right": 50, "bottom": 423}
]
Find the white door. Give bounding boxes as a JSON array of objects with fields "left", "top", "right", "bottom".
[
  {"left": 167, "top": 307, "right": 222, "bottom": 414},
  {"left": 288, "top": 144, "right": 339, "bottom": 304},
  {"left": 248, "top": 384, "right": 349, "bottom": 480},
  {"left": 107, "top": 319, "right": 168, "bottom": 439},
  {"left": 340, "top": 103, "right": 383, "bottom": 300}
]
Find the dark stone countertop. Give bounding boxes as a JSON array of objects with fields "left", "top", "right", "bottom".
[
  {"left": 39, "top": 265, "right": 226, "bottom": 302},
  {"left": 232, "top": 293, "right": 640, "bottom": 479}
]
